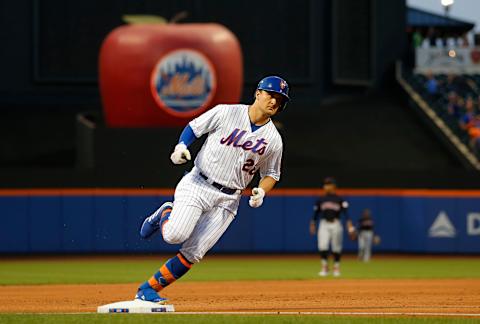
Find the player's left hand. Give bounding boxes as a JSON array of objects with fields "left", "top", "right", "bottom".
[{"left": 249, "top": 187, "right": 265, "bottom": 208}]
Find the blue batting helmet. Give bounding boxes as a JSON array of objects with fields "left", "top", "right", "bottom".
[{"left": 256, "top": 76, "right": 290, "bottom": 110}]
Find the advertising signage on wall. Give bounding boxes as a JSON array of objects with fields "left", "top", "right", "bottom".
[
  {"left": 429, "top": 211, "right": 480, "bottom": 237},
  {"left": 415, "top": 47, "right": 480, "bottom": 74}
]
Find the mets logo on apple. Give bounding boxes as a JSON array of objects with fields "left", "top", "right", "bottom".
[{"left": 150, "top": 49, "right": 217, "bottom": 117}]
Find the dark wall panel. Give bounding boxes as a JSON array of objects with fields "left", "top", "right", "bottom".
[
  {"left": 215, "top": 199, "right": 254, "bottom": 252},
  {"left": 93, "top": 196, "right": 127, "bottom": 252},
  {"left": 32, "top": 0, "right": 313, "bottom": 84},
  {"left": 283, "top": 197, "right": 316, "bottom": 251},
  {"left": 1, "top": 0, "right": 330, "bottom": 108},
  {"left": 332, "top": 0, "right": 407, "bottom": 86},
  {"left": 401, "top": 198, "right": 426, "bottom": 252},
  {"left": 30, "top": 196, "right": 62, "bottom": 252},
  {"left": 252, "top": 197, "right": 284, "bottom": 251},
  {"left": 332, "top": 0, "right": 372, "bottom": 84},
  {"left": 374, "top": 0, "right": 407, "bottom": 86},
  {"left": 0, "top": 197, "right": 29, "bottom": 252},
  {"left": 33, "top": 1, "right": 123, "bottom": 83},
  {"left": 62, "top": 197, "right": 95, "bottom": 251},
  {"left": 198, "top": 0, "right": 313, "bottom": 84},
  {"left": 1, "top": 0, "right": 406, "bottom": 108}
]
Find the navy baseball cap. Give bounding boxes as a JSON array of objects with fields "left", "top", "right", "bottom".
[{"left": 323, "top": 177, "right": 336, "bottom": 185}]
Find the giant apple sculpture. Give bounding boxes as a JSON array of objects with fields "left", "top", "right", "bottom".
[{"left": 99, "top": 23, "right": 243, "bottom": 127}]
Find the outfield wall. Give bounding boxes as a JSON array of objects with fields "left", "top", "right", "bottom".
[{"left": 0, "top": 189, "right": 479, "bottom": 254}]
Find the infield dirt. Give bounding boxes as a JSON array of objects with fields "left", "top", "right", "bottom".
[{"left": 1, "top": 279, "right": 479, "bottom": 314}]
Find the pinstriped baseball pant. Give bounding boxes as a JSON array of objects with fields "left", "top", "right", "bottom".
[{"left": 162, "top": 167, "right": 241, "bottom": 263}]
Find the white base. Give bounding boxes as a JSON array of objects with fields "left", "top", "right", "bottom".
[{"left": 97, "top": 299, "right": 175, "bottom": 313}]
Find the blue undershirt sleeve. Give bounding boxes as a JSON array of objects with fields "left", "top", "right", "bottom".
[{"left": 178, "top": 124, "right": 198, "bottom": 147}]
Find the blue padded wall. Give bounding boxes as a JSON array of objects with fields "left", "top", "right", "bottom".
[{"left": 0, "top": 192, "right": 479, "bottom": 253}]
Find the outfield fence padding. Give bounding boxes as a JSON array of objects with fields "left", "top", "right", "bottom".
[{"left": 0, "top": 189, "right": 479, "bottom": 253}]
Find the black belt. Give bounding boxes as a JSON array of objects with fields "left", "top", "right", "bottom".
[
  {"left": 199, "top": 172, "right": 238, "bottom": 195},
  {"left": 324, "top": 218, "right": 338, "bottom": 223}
]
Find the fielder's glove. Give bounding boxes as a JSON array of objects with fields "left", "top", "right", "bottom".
[
  {"left": 170, "top": 143, "right": 191, "bottom": 165},
  {"left": 373, "top": 235, "right": 381, "bottom": 245},
  {"left": 249, "top": 187, "right": 265, "bottom": 208}
]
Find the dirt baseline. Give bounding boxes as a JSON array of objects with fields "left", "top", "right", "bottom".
[{"left": 1, "top": 279, "right": 480, "bottom": 315}]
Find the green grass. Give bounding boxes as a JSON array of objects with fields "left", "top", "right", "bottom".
[
  {"left": 0, "top": 314, "right": 478, "bottom": 324},
  {"left": 1, "top": 256, "right": 479, "bottom": 322},
  {"left": 0, "top": 256, "right": 479, "bottom": 285}
]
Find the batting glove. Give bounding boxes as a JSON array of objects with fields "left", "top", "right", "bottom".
[
  {"left": 249, "top": 187, "right": 265, "bottom": 208},
  {"left": 170, "top": 143, "right": 191, "bottom": 165}
]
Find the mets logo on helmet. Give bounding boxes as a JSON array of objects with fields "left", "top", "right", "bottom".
[
  {"left": 280, "top": 80, "right": 287, "bottom": 90},
  {"left": 150, "top": 49, "right": 217, "bottom": 117}
]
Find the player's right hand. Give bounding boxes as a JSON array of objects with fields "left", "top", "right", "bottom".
[
  {"left": 347, "top": 224, "right": 357, "bottom": 241},
  {"left": 170, "top": 143, "right": 191, "bottom": 165}
]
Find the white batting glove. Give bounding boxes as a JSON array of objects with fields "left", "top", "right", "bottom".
[
  {"left": 249, "top": 187, "right": 265, "bottom": 208},
  {"left": 170, "top": 143, "right": 191, "bottom": 165}
]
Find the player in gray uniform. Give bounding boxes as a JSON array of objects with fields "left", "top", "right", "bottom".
[
  {"left": 309, "top": 177, "right": 354, "bottom": 277},
  {"left": 357, "top": 208, "right": 379, "bottom": 262},
  {"left": 135, "top": 76, "right": 289, "bottom": 304}
]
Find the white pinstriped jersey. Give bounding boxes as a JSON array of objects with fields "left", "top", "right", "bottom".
[
  {"left": 155, "top": 104, "right": 284, "bottom": 263},
  {"left": 189, "top": 104, "right": 283, "bottom": 190}
]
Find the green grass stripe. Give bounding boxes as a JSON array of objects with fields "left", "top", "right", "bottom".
[
  {"left": 0, "top": 314, "right": 478, "bottom": 324},
  {"left": 0, "top": 257, "right": 479, "bottom": 285}
]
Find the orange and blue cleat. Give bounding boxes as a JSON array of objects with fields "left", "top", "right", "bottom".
[{"left": 140, "top": 202, "right": 173, "bottom": 239}]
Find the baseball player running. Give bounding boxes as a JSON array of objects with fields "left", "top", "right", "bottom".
[
  {"left": 309, "top": 177, "right": 354, "bottom": 277},
  {"left": 135, "top": 76, "right": 289, "bottom": 304}
]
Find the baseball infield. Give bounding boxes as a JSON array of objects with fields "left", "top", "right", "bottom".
[{"left": 0, "top": 254, "right": 479, "bottom": 321}]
